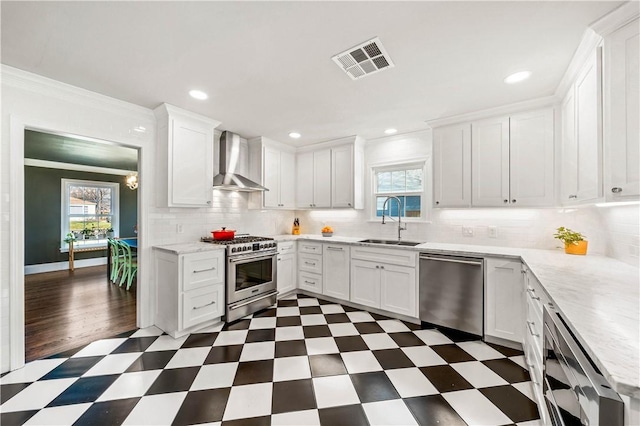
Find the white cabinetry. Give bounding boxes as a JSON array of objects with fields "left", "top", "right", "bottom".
[
  {"left": 154, "top": 249, "right": 225, "bottom": 338},
  {"left": 296, "top": 149, "right": 331, "bottom": 208},
  {"left": 561, "top": 49, "right": 603, "bottom": 204},
  {"left": 484, "top": 257, "right": 523, "bottom": 343},
  {"left": 350, "top": 246, "right": 417, "bottom": 317},
  {"left": 604, "top": 18, "right": 640, "bottom": 201},
  {"left": 298, "top": 241, "right": 323, "bottom": 293},
  {"left": 323, "top": 244, "right": 350, "bottom": 300},
  {"left": 296, "top": 136, "right": 365, "bottom": 209},
  {"left": 248, "top": 137, "right": 296, "bottom": 209},
  {"left": 277, "top": 241, "right": 296, "bottom": 295},
  {"left": 472, "top": 109, "right": 554, "bottom": 206},
  {"left": 433, "top": 123, "right": 472, "bottom": 208},
  {"left": 154, "top": 104, "right": 220, "bottom": 207}
]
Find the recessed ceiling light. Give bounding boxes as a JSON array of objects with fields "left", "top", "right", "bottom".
[
  {"left": 289, "top": 132, "right": 301, "bottom": 139},
  {"left": 504, "top": 71, "right": 531, "bottom": 84},
  {"left": 384, "top": 128, "right": 397, "bottom": 135},
  {"left": 189, "top": 89, "right": 208, "bottom": 100}
]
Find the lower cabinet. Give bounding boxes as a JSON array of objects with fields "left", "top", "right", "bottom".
[
  {"left": 154, "top": 249, "right": 225, "bottom": 338},
  {"left": 323, "top": 243, "right": 350, "bottom": 300},
  {"left": 277, "top": 241, "right": 296, "bottom": 295},
  {"left": 484, "top": 257, "right": 524, "bottom": 343},
  {"left": 298, "top": 241, "right": 323, "bottom": 293},
  {"left": 350, "top": 247, "right": 417, "bottom": 317}
]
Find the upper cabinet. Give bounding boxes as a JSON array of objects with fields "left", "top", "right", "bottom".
[
  {"left": 433, "top": 123, "right": 472, "bottom": 208},
  {"left": 603, "top": 18, "right": 640, "bottom": 201},
  {"left": 154, "top": 104, "right": 221, "bottom": 208},
  {"left": 248, "top": 137, "right": 296, "bottom": 209},
  {"left": 561, "top": 49, "right": 603, "bottom": 205},
  {"left": 471, "top": 109, "right": 554, "bottom": 207},
  {"left": 296, "top": 136, "right": 365, "bottom": 209}
]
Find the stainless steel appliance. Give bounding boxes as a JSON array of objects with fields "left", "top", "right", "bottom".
[
  {"left": 543, "top": 306, "right": 623, "bottom": 426},
  {"left": 213, "top": 131, "right": 268, "bottom": 192},
  {"left": 419, "top": 253, "right": 484, "bottom": 336},
  {"left": 202, "top": 235, "right": 278, "bottom": 322}
]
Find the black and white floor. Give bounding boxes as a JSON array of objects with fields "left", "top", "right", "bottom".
[{"left": 1, "top": 294, "right": 541, "bottom": 425}]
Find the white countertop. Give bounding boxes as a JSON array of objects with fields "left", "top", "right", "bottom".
[
  {"left": 152, "top": 241, "right": 226, "bottom": 254},
  {"left": 270, "top": 234, "right": 640, "bottom": 396}
]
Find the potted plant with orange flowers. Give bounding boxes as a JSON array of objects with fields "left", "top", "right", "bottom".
[{"left": 554, "top": 227, "right": 588, "bottom": 255}]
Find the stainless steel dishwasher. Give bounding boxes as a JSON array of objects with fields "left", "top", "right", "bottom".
[{"left": 419, "top": 253, "right": 484, "bottom": 336}]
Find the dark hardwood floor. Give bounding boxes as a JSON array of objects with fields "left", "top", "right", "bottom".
[{"left": 25, "top": 265, "right": 137, "bottom": 362}]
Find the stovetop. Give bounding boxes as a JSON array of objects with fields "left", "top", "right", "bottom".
[{"left": 201, "top": 235, "right": 277, "bottom": 254}]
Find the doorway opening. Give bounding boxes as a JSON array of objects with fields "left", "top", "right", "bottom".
[{"left": 23, "top": 129, "right": 139, "bottom": 361}]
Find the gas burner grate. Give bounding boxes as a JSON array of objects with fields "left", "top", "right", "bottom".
[{"left": 201, "top": 236, "right": 275, "bottom": 245}]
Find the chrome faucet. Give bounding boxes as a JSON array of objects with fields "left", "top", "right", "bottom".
[{"left": 381, "top": 196, "right": 407, "bottom": 241}]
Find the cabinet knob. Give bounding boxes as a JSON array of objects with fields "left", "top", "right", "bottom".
[
  {"left": 503, "top": 199, "right": 508, "bottom": 203},
  {"left": 435, "top": 201, "right": 440, "bottom": 205},
  {"left": 207, "top": 200, "right": 211, "bottom": 205},
  {"left": 611, "top": 187, "right": 623, "bottom": 193},
  {"left": 512, "top": 199, "right": 517, "bottom": 203},
  {"left": 380, "top": 265, "right": 385, "bottom": 269},
  {"left": 348, "top": 203, "right": 352, "bottom": 206},
  {"left": 375, "top": 265, "right": 380, "bottom": 269}
]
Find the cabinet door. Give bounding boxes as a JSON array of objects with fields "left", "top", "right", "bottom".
[
  {"left": 485, "top": 258, "right": 523, "bottom": 343},
  {"left": 605, "top": 19, "right": 640, "bottom": 200},
  {"left": 280, "top": 150, "right": 296, "bottom": 208},
  {"left": 561, "top": 90, "right": 578, "bottom": 203},
  {"left": 331, "top": 145, "right": 354, "bottom": 208},
  {"left": 170, "top": 117, "right": 214, "bottom": 206},
  {"left": 314, "top": 149, "right": 332, "bottom": 207},
  {"left": 350, "top": 259, "right": 380, "bottom": 308},
  {"left": 380, "top": 264, "right": 416, "bottom": 317},
  {"left": 277, "top": 253, "right": 296, "bottom": 295},
  {"left": 575, "top": 50, "right": 603, "bottom": 202},
  {"left": 263, "top": 147, "right": 281, "bottom": 208},
  {"left": 296, "top": 151, "right": 314, "bottom": 208},
  {"left": 323, "top": 244, "right": 350, "bottom": 300},
  {"left": 509, "top": 109, "right": 554, "bottom": 206},
  {"left": 433, "top": 123, "right": 471, "bottom": 207},
  {"left": 472, "top": 116, "right": 510, "bottom": 206},
  {"left": 181, "top": 284, "right": 224, "bottom": 330}
]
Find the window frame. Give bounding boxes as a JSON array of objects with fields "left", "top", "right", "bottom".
[
  {"left": 370, "top": 160, "right": 428, "bottom": 222},
  {"left": 60, "top": 178, "right": 119, "bottom": 251}
]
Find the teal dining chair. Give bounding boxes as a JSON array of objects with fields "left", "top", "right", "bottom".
[
  {"left": 117, "top": 240, "right": 138, "bottom": 290},
  {"left": 108, "top": 238, "right": 124, "bottom": 283}
]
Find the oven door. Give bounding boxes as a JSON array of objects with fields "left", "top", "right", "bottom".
[{"left": 227, "top": 251, "right": 277, "bottom": 304}]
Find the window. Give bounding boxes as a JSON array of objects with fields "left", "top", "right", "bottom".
[
  {"left": 373, "top": 162, "right": 425, "bottom": 220},
  {"left": 61, "top": 179, "right": 119, "bottom": 249}
]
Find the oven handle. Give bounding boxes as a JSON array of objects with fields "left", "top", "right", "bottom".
[
  {"left": 229, "top": 290, "right": 278, "bottom": 310},
  {"left": 228, "top": 252, "right": 277, "bottom": 263}
]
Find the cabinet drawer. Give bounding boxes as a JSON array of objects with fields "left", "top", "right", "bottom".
[
  {"left": 182, "top": 285, "right": 223, "bottom": 330},
  {"left": 299, "top": 253, "right": 322, "bottom": 274},
  {"left": 278, "top": 241, "right": 296, "bottom": 255},
  {"left": 299, "top": 241, "right": 322, "bottom": 254},
  {"left": 525, "top": 296, "right": 544, "bottom": 350},
  {"left": 299, "top": 271, "right": 323, "bottom": 293},
  {"left": 351, "top": 245, "right": 417, "bottom": 267},
  {"left": 183, "top": 251, "right": 223, "bottom": 291}
]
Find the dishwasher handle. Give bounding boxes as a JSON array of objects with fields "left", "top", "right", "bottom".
[{"left": 419, "top": 255, "right": 483, "bottom": 266}]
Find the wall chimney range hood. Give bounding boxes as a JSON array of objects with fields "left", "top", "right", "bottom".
[{"left": 213, "top": 131, "right": 268, "bottom": 192}]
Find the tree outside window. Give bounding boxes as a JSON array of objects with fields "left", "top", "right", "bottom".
[{"left": 373, "top": 164, "right": 424, "bottom": 219}]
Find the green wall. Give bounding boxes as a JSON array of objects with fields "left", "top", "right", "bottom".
[{"left": 24, "top": 166, "right": 138, "bottom": 266}]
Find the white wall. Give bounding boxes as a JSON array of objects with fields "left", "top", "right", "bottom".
[{"left": 298, "top": 131, "right": 639, "bottom": 266}]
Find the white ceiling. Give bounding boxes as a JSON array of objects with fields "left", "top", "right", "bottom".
[{"left": 1, "top": 1, "right": 622, "bottom": 146}]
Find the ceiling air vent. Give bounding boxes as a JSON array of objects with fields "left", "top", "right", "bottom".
[{"left": 332, "top": 37, "right": 395, "bottom": 80}]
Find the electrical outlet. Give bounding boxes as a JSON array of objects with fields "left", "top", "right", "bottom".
[
  {"left": 462, "top": 226, "right": 474, "bottom": 237},
  {"left": 176, "top": 224, "right": 183, "bottom": 234},
  {"left": 488, "top": 226, "right": 498, "bottom": 238}
]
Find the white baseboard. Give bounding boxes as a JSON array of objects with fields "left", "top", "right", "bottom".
[{"left": 25, "top": 257, "right": 107, "bottom": 275}]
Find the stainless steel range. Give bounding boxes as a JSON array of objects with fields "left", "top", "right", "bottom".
[{"left": 202, "top": 235, "right": 278, "bottom": 322}]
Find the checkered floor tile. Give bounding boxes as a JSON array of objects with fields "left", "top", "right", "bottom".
[{"left": 1, "top": 294, "right": 542, "bottom": 425}]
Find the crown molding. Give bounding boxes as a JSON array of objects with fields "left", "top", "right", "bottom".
[
  {"left": 1, "top": 65, "right": 155, "bottom": 122},
  {"left": 554, "top": 29, "right": 603, "bottom": 98},
  {"left": 366, "top": 128, "right": 432, "bottom": 145},
  {"left": 425, "top": 96, "right": 557, "bottom": 128},
  {"left": 153, "top": 102, "right": 222, "bottom": 128},
  {"left": 591, "top": 1, "right": 640, "bottom": 37}
]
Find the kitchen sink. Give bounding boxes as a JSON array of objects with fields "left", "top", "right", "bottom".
[{"left": 359, "top": 239, "right": 422, "bottom": 247}]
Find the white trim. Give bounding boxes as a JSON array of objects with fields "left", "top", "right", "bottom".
[
  {"left": 366, "top": 129, "right": 432, "bottom": 144},
  {"left": 370, "top": 160, "right": 428, "bottom": 222},
  {"left": 25, "top": 258, "right": 108, "bottom": 275},
  {"left": 590, "top": 2, "right": 640, "bottom": 37},
  {"left": 425, "top": 96, "right": 557, "bottom": 128},
  {"left": 24, "top": 158, "right": 135, "bottom": 176},
  {"left": 554, "top": 29, "right": 603, "bottom": 98}
]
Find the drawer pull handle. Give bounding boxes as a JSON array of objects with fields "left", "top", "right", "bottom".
[
  {"left": 304, "top": 261, "right": 316, "bottom": 266},
  {"left": 527, "top": 321, "right": 539, "bottom": 337},
  {"left": 326, "top": 247, "right": 343, "bottom": 251},
  {"left": 193, "top": 301, "right": 216, "bottom": 310},
  {"left": 528, "top": 364, "right": 539, "bottom": 385},
  {"left": 304, "top": 280, "right": 315, "bottom": 285},
  {"left": 527, "top": 288, "right": 540, "bottom": 300},
  {"left": 193, "top": 267, "right": 215, "bottom": 274}
]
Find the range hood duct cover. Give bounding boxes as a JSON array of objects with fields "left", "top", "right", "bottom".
[{"left": 213, "top": 131, "right": 268, "bottom": 192}]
